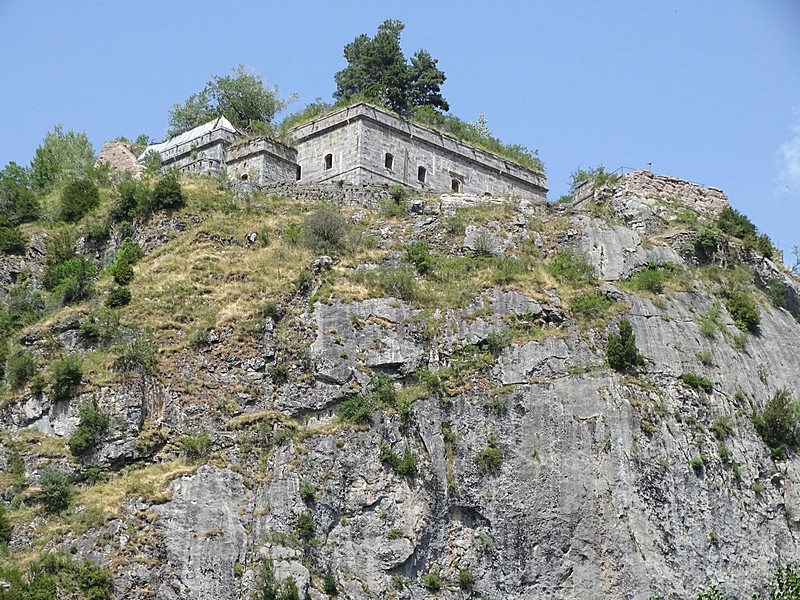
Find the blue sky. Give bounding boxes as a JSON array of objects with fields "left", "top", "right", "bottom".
[{"left": 1, "top": 1, "right": 798, "bottom": 256}]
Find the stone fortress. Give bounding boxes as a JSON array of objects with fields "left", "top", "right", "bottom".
[{"left": 98, "top": 102, "right": 549, "bottom": 200}]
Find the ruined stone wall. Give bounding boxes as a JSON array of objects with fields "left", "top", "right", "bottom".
[
  {"left": 290, "top": 103, "right": 548, "bottom": 199},
  {"left": 96, "top": 141, "right": 142, "bottom": 180},
  {"left": 226, "top": 139, "right": 298, "bottom": 185},
  {"left": 617, "top": 170, "right": 728, "bottom": 217}
]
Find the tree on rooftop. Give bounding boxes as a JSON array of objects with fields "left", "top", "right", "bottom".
[
  {"left": 334, "top": 20, "right": 448, "bottom": 117},
  {"left": 168, "top": 65, "right": 290, "bottom": 137}
]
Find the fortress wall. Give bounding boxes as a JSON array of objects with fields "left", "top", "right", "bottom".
[
  {"left": 294, "top": 118, "right": 364, "bottom": 184},
  {"left": 618, "top": 170, "right": 728, "bottom": 217},
  {"left": 291, "top": 103, "right": 547, "bottom": 199},
  {"left": 226, "top": 139, "right": 298, "bottom": 185}
]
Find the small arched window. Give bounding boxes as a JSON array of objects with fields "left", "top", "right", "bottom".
[
  {"left": 418, "top": 166, "right": 427, "bottom": 183},
  {"left": 296, "top": 165, "right": 302, "bottom": 181},
  {"left": 324, "top": 154, "right": 333, "bottom": 170},
  {"left": 241, "top": 173, "right": 248, "bottom": 181},
  {"left": 385, "top": 153, "right": 394, "bottom": 170},
  {"left": 451, "top": 178, "right": 461, "bottom": 193}
]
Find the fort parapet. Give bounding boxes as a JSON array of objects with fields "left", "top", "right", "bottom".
[{"left": 131, "top": 103, "right": 548, "bottom": 199}]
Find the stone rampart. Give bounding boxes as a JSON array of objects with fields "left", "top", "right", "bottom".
[
  {"left": 226, "top": 138, "right": 298, "bottom": 185},
  {"left": 255, "top": 181, "right": 393, "bottom": 208},
  {"left": 616, "top": 170, "right": 728, "bottom": 217},
  {"left": 290, "top": 103, "right": 547, "bottom": 199}
]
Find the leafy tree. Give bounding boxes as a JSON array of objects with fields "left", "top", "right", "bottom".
[
  {"left": 334, "top": 20, "right": 448, "bottom": 116},
  {"left": 716, "top": 206, "right": 757, "bottom": 240},
  {"left": 607, "top": 319, "right": 644, "bottom": 371},
  {"left": 0, "top": 162, "right": 40, "bottom": 225},
  {"left": 168, "top": 65, "right": 287, "bottom": 136},
  {"left": 30, "top": 125, "right": 95, "bottom": 191}
]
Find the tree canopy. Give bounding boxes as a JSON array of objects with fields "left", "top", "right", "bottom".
[
  {"left": 333, "top": 20, "right": 448, "bottom": 116},
  {"left": 29, "top": 125, "right": 95, "bottom": 192},
  {"left": 168, "top": 65, "right": 288, "bottom": 137}
]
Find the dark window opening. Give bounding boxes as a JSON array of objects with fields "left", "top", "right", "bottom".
[
  {"left": 451, "top": 178, "right": 462, "bottom": 193},
  {"left": 241, "top": 173, "right": 248, "bottom": 181},
  {"left": 385, "top": 153, "right": 394, "bottom": 170},
  {"left": 418, "top": 166, "right": 427, "bottom": 183},
  {"left": 296, "top": 165, "right": 302, "bottom": 181},
  {"left": 324, "top": 154, "right": 333, "bottom": 170}
]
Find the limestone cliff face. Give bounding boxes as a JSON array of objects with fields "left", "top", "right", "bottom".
[{"left": 2, "top": 180, "right": 799, "bottom": 600}]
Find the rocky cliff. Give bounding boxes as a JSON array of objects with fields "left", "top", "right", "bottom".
[{"left": 1, "top": 175, "right": 799, "bottom": 600}]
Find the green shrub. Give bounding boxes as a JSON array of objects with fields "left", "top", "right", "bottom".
[
  {"left": 421, "top": 569, "right": 442, "bottom": 592},
  {"left": 5, "top": 351, "right": 36, "bottom": 389},
  {"left": 753, "top": 388, "right": 799, "bottom": 459},
  {"left": 406, "top": 241, "right": 433, "bottom": 274},
  {"left": 679, "top": 373, "right": 714, "bottom": 393},
  {"left": 0, "top": 226, "right": 26, "bottom": 254},
  {"left": 299, "top": 482, "right": 316, "bottom": 503},
  {"left": 114, "top": 336, "right": 159, "bottom": 374},
  {"left": 690, "top": 456, "right": 705, "bottom": 475},
  {"left": 68, "top": 398, "right": 110, "bottom": 456},
  {"left": 378, "top": 440, "right": 418, "bottom": 476},
  {"left": 111, "top": 259, "right": 134, "bottom": 286},
  {"left": 570, "top": 293, "right": 615, "bottom": 321},
  {"left": 303, "top": 207, "right": 348, "bottom": 253},
  {"left": 693, "top": 228, "right": 718, "bottom": 263},
  {"left": 181, "top": 431, "right": 213, "bottom": 462},
  {"left": 59, "top": 179, "right": 100, "bottom": 222},
  {"left": 150, "top": 173, "right": 185, "bottom": 211},
  {"left": 117, "top": 237, "right": 143, "bottom": 265},
  {"left": 744, "top": 233, "right": 774, "bottom": 259},
  {"left": 260, "top": 300, "right": 285, "bottom": 322},
  {"left": 0, "top": 503, "right": 11, "bottom": 546},
  {"left": 725, "top": 291, "right": 760, "bottom": 333},
  {"left": 38, "top": 467, "right": 74, "bottom": 513},
  {"left": 351, "top": 266, "right": 421, "bottom": 302},
  {"left": 710, "top": 416, "right": 733, "bottom": 440},
  {"left": 626, "top": 265, "right": 669, "bottom": 294},
  {"left": 484, "top": 329, "right": 511, "bottom": 357},
  {"left": 283, "top": 222, "right": 302, "bottom": 245},
  {"left": 717, "top": 206, "right": 757, "bottom": 240},
  {"left": 606, "top": 319, "right": 644, "bottom": 371},
  {"left": 546, "top": 250, "right": 595, "bottom": 285},
  {"left": 296, "top": 512, "right": 315, "bottom": 540},
  {"left": 371, "top": 371, "right": 397, "bottom": 406},
  {"left": 338, "top": 395, "right": 372, "bottom": 425},
  {"left": 111, "top": 174, "right": 149, "bottom": 222},
  {"left": 105, "top": 285, "right": 131, "bottom": 308},
  {"left": 50, "top": 354, "right": 83, "bottom": 401},
  {"left": 458, "top": 569, "right": 475, "bottom": 590},
  {"left": 43, "top": 257, "right": 97, "bottom": 304},
  {"left": 766, "top": 278, "right": 790, "bottom": 310},
  {"left": 323, "top": 569, "right": 339, "bottom": 596}
]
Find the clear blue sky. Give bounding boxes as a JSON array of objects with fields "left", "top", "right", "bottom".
[{"left": 1, "top": 1, "right": 798, "bottom": 255}]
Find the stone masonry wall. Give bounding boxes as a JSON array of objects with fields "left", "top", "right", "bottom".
[
  {"left": 617, "top": 170, "right": 728, "bottom": 217},
  {"left": 290, "top": 103, "right": 548, "bottom": 200},
  {"left": 226, "top": 139, "right": 298, "bottom": 185},
  {"left": 96, "top": 141, "right": 143, "bottom": 180}
]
